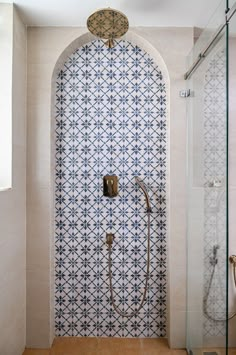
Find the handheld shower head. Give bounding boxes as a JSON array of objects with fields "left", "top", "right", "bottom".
[{"left": 135, "top": 177, "right": 152, "bottom": 212}]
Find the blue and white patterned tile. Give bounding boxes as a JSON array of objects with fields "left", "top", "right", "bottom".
[
  {"left": 54, "top": 38, "right": 167, "bottom": 337},
  {"left": 122, "top": 316, "right": 149, "bottom": 338}
]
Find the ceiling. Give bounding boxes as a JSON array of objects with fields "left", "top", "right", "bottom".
[{"left": 1, "top": 0, "right": 223, "bottom": 27}]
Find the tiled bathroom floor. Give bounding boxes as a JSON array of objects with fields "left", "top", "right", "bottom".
[{"left": 22, "top": 338, "right": 187, "bottom": 355}]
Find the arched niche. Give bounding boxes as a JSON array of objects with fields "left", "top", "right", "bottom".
[{"left": 51, "top": 30, "right": 170, "bottom": 338}]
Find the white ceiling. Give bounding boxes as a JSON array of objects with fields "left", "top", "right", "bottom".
[{"left": 1, "top": 0, "right": 223, "bottom": 27}]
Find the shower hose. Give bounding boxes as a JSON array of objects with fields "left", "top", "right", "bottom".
[
  {"left": 107, "top": 178, "right": 151, "bottom": 318},
  {"left": 108, "top": 211, "right": 151, "bottom": 318},
  {"left": 204, "top": 256, "right": 236, "bottom": 321}
]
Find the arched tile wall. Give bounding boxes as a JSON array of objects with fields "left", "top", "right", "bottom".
[{"left": 54, "top": 39, "right": 167, "bottom": 337}]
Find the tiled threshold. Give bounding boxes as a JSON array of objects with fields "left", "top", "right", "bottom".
[{"left": 22, "top": 337, "right": 187, "bottom": 355}]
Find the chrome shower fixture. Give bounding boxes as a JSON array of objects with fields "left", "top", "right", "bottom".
[
  {"left": 208, "top": 179, "right": 223, "bottom": 188},
  {"left": 204, "top": 245, "right": 236, "bottom": 321},
  {"left": 87, "top": 8, "right": 129, "bottom": 48},
  {"left": 210, "top": 244, "right": 219, "bottom": 266}
]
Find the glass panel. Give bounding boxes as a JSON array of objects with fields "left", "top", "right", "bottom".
[
  {"left": 228, "top": 0, "right": 235, "bottom": 10},
  {"left": 186, "top": 26, "right": 228, "bottom": 355},
  {"left": 227, "top": 10, "right": 236, "bottom": 351},
  {"left": 187, "top": 0, "right": 226, "bottom": 69}
]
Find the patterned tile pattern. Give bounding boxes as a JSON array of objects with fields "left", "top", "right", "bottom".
[
  {"left": 203, "top": 49, "right": 227, "bottom": 337},
  {"left": 54, "top": 39, "right": 167, "bottom": 337}
]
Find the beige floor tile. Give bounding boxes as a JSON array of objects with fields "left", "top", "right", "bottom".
[
  {"left": 122, "top": 350, "right": 143, "bottom": 355},
  {"left": 172, "top": 350, "right": 187, "bottom": 355},
  {"left": 140, "top": 338, "right": 169, "bottom": 350},
  {"left": 23, "top": 337, "right": 185, "bottom": 355},
  {"left": 52, "top": 337, "right": 99, "bottom": 352},
  {"left": 22, "top": 350, "right": 50, "bottom": 355}
]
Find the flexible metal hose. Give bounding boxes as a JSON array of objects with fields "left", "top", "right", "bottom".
[
  {"left": 108, "top": 211, "right": 151, "bottom": 318},
  {"left": 203, "top": 259, "right": 236, "bottom": 322}
]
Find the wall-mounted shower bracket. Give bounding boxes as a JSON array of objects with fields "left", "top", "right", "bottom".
[
  {"left": 179, "top": 89, "right": 191, "bottom": 98},
  {"left": 208, "top": 179, "right": 222, "bottom": 188},
  {"left": 106, "top": 233, "right": 115, "bottom": 246}
]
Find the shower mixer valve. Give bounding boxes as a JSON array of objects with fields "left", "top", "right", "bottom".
[{"left": 103, "top": 175, "right": 118, "bottom": 197}]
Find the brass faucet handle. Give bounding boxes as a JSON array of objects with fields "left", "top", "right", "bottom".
[{"left": 229, "top": 255, "right": 236, "bottom": 264}]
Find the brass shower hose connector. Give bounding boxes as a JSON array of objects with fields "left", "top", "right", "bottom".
[
  {"left": 106, "top": 233, "right": 115, "bottom": 246},
  {"left": 229, "top": 255, "right": 236, "bottom": 264}
]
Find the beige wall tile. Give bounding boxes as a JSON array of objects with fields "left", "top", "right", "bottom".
[
  {"left": 0, "top": 5, "right": 27, "bottom": 355},
  {"left": 168, "top": 311, "right": 186, "bottom": 349},
  {"left": 26, "top": 312, "right": 52, "bottom": 349}
]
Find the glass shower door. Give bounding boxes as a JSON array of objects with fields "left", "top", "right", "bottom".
[
  {"left": 186, "top": 1, "right": 228, "bottom": 352},
  {"left": 227, "top": 3, "right": 236, "bottom": 349}
]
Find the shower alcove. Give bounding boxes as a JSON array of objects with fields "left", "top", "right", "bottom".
[{"left": 52, "top": 32, "right": 169, "bottom": 338}]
